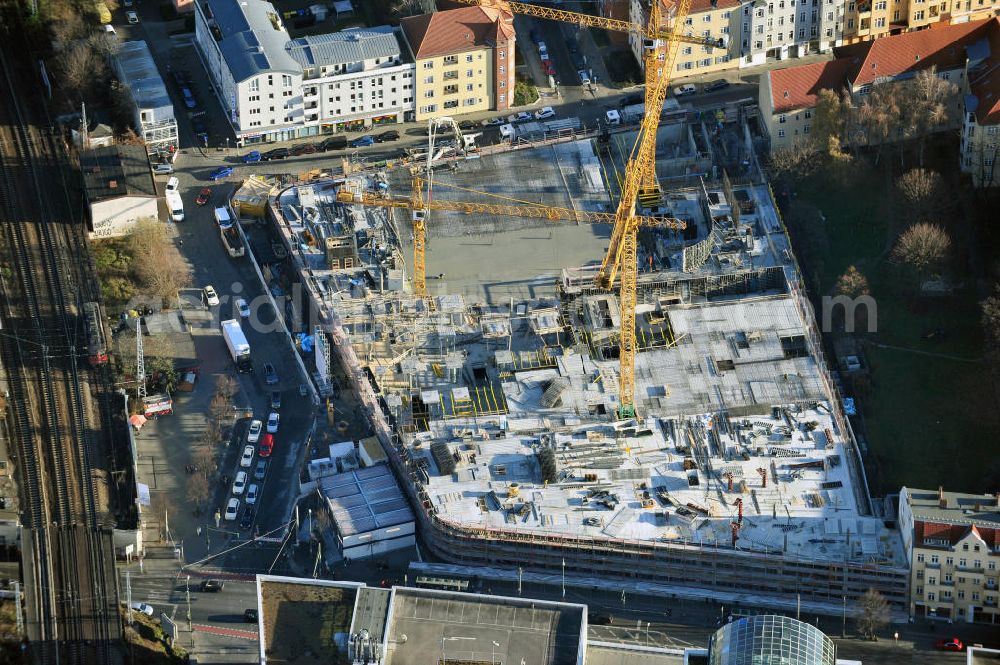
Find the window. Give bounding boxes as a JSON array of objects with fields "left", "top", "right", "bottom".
[
  {"left": 499, "top": 65, "right": 505, "bottom": 74},
  {"left": 499, "top": 80, "right": 506, "bottom": 88},
  {"left": 976, "top": 560, "right": 983, "bottom": 569},
  {"left": 683, "top": 46, "right": 693, "bottom": 54},
  {"left": 973, "top": 592, "right": 981, "bottom": 601},
  {"left": 443, "top": 55, "right": 458, "bottom": 65},
  {"left": 777, "top": 129, "right": 785, "bottom": 137},
  {"left": 424, "top": 76, "right": 434, "bottom": 84},
  {"left": 685, "top": 16, "right": 694, "bottom": 24},
  {"left": 932, "top": 555, "right": 940, "bottom": 564},
  {"left": 466, "top": 84, "right": 474, "bottom": 91},
  {"left": 964, "top": 543, "right": 970, "bottom": 551},
  {"left": 959, "top": 590, "right": 965, "bottom": 599},
  {"left": 874, "top": 0, "right": 886, "bottom": 8},
  {"left": 918, "top": 554, "right": 926, "bottom": 562},
  {"left": 894, "top": 9, "right": 901, "bottom": 18},
  {"left": 423, "top": 61, "right": 434, "bottom": 69},
  {"left": 990, "top": 561, "right": 997, "bottom": 570},
  {"left": 466, "top": 69, "right": 474, "bottom": 77},
  {"left": 424, "top": 90, "right": 434, "bottom": 98},
  {"left": 914, "top": 9, "right": 925, "bottom": 18},
  {"left": 499, "top": 50, "right": 506, "bottom": 58},
  {"left": 249, "top": 79, "right": 260, "bottom": 92},
  {"left": 917, "top": 587, "right": 923, "bottom": 595},
  {"left": 848, "top": 18, "right": 855, "bottom": 27},
  {"left": 444, "top": 100, "right": 458, "bottom": 109},
  {"left": 804, "top": 124, "right": 810, "bottom": 134},
  {"left": 420, "top": 104, "right": 436, "bottom": 113},
  {"left": 805, "top": 109, "right": 812, "bottom": 118},
  {"left": 464, "top": 97, "right": 477, "bottom": 106},
  {"left": 928, "top": 592, "right": 936, "bottom": 601},
  {"left": 443, "top": 84, "right": 458, "bottom": 94},
  {"left": 499, "top": 93, "right": 505, "bottom": 103},
  {"left": 875, "top": 17, "right": 886, "bottom": 26},
  {"left": 929, "top": 576, "right": 937, "bottom": 585},
  {"left": 466, "top": 54, "right": 474, "bottom": 62},
  {"left": 779, "top": 115, "right": 787, "bottom": 123},
  {"left": 704, "top": 14, "right": 712, "bottom": 21},
  {"left": 961, "top": 558, "right": 968, "bottom": 567},
  {"left": 945, "top": 573, "right": 952, "bottom": 582}
]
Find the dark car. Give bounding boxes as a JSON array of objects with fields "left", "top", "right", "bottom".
[
  {"left": 191, "top": 115, "right": 207, "bottom": 135},
  {"left": 458, "top": 120, "right": 477, "bottom": 131},
  {"left": 704, "top": 79, "right": 731, "bottom": 93},
  {"left": 262, "top": 363, "right": 278, "bottom": 385},
  {"left": 588, "top": 612, "right": 613, "bottom": 625},
  {"left": 290, "top": 142, "right": 317, "bottom": 156},
  {"left": 261, "top": 147, "right": 289, "bottom": 161},
  {"left": 244, "top": 608, "right": 259, "bottom": 623},
  {"left": 200, "top": 579, "right": 224, "bottom": 592},
  {"left": 620, "top": 93, "right": 644, "bottom": 107},
  {"left": 319, "top": 136, "right": 348, "bottom": 152},
  {"left": 374, "top": 130, "right": 400, "bottom": 143},
  {"left": 239, "top": 506, "right": 255, "bottom": 530},
  {"left": 254, "top": 458, "right": 267, "bottom": 481},
  {"left": 270, "top": 391, "right": 281, "bottom": 410}
]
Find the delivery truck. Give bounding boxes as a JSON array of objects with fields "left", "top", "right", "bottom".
[{"left": 221, "top": 319, "right": 253, "bottom": 373}]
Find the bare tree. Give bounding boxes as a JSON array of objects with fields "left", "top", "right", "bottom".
[
  {"left": 835, "top": 265, "right": 870, "bottom": 298},
  {"left": 905, "top": 68, "right": 959, "bottom": 165},
  {"left": 857, "top": 84, "right": 901, "bottom": 159},
  {"left": 191, "top": 445, "right": 216, "bottom": 477},
  {"left": 769, "top": 141, "right": 822, "bottom": 184},
  {"left": 209, "top": 393, "right": 230, "bottom": 423},
  {"left": 128, "top": 218, "right": 192, "bottom": 305},
  {"left": 57, "top": 40, "right": 100, "bottom": 101},
  {"left": 114, "top": 329, "right": 176, "bottom": 386},
  {"left": 185, "top": 474, "right": 209, "bottom": 506},
  {"left": 857, "top": 588, "right": 890, "bottom": 640},
  {"left": 812, "top": 88, "right": 845, "bottom": 153},
  {"left": 892, "top": 222, "right": 951, "bottom": 278},
  {"left": 896, "top": 168, "right": 949, "bottom": 224},
  {"left": 215, "top": 374, "right": 240, "bottom": 402}
]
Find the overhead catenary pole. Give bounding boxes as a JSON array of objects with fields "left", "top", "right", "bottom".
[{"left": 126, "top": 571, "right": 133, "bottom": 626}]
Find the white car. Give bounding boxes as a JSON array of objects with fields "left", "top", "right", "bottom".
[
  {"left": 246, "top": 419, "right": 262, "bottom": 444},
  {"left": 245, "top": 484, "right": 259, "bottom": 505},
  {"left": 236, "top": 298, "right": 250, "bottom": 319},
  {"left": 129, "top": 602, "right": 154, "bottom": 616},
  {"left": 240, "top": 445, "right": 255, "bottom": 468},
  {"left": 152, "top": 163, "right": 173, "bottom": 176},
  {"left": 673, "top": 83, "right": 697, "bottom": 97},
  {"left": 507, "top": 112, "right": 532, "bottom": 123},
  {"left": 481, "top": 117, "right": 504, "bottom": 126},
  {"left": 266, "top": 411, "right": 279, "bottom": 434},
  {"left": 225, "top": 498, "right": 240, "bottom": 521},
  {"left": 126, "top": 10, "right": 139, "bottom": 23},
  {"left": 203, "top": 285, "right": 220, "bottom": 307},
  {"left": 535, "top": 106, "right": 556, "bottom": 120},
  {"left": 232, "top": 471, "right": 247, "bottom": 495}
]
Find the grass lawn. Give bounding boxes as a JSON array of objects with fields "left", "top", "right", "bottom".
[{"left": 789, "top": 158, "right": 1000, "bottom": 494}]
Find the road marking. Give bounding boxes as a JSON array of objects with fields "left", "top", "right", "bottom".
[{"left": 192, "top": 623, "right": 258, "bottom": 640}]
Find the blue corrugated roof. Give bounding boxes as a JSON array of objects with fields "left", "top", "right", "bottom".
[{"left": 285, "top": 26, "right": 401, "bottom": 69}]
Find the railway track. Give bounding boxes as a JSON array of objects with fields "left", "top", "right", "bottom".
[{"left": 0, "top": 14, "right": 120, "bottom": 665}]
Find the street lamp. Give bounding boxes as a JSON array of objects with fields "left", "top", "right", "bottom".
[
  {"left": 441, "top": 636, "right": 475, "bottom": 665},
  {"left": 492, "top": 641, "right": 501, "bottom": 665}
]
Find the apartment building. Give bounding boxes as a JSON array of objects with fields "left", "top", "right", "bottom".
[
  {"left": 400, "top": 6, "right": 516, "bottom": 121},
  {"left": 287, "top": 27, "right": 416, "bottom": 134},
  {"left": 195, "top": 0, "right": 303, "bottom": 144},
  {"left": 739, "top": 0, "right": 840, "bottom": 65},
  {"left": 961, "top": 18, "right": 1000, "bottom": 186},
  {"left": 629, "top": 0, "right": 740, "bottom": 78},
  {"left": 841, "top": 0, "right": 998, "bottom": 44},
  {"left": 899, "top": 487, "right": 1000, "bottom": 624},
  {"left": 759, "top": 18, "right": 988, "bottom": 149}
]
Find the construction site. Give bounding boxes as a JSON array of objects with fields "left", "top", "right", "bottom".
[{"left": 256, "top": 0, "right": 908, "bottom": 618}]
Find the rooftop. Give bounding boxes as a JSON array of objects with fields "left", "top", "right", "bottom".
[
  {"left": 903, "top": 486, "right": 1000, "bottom": 526},
  {"left": 967, "top": 19, "right": 1000, "bottom": 125},
  {"left": 80, "top": 145, "right": 156, "bottom": 203},
  {"left": 258, "top": 577, "right": 359, "bottom": 664},
  {"left": 204, "top": 0, "right": 300, "bottom": 82},
  {"left": 317, "top": 464, "right": 414, "bottom": 537},
  {"left": 767, "top": 59, "right": 853, "bottom": 114},
  {"left": 114, "top": 40, "right": 174, "bottom": 116},
  {"left": 286, "top": 26, "right": 402, "bottom": 69},
  {"left": 400, "top": 6, "right": 515, "bottom": 60}
]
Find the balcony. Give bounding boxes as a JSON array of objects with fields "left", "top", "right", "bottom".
[
  {"left": 443, "top": 85, "right": 459, "bottom": 95},
  {"left": 443, "top": 70, "right": 459, "bottom": 81},
  {"left": 443, "top": 56, "right": 458, "bottom": 65}
]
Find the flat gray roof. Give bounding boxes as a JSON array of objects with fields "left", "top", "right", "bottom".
[
  {"left": 286, "top": 26, "right": 402, "bottom": 69},
  {"left": 319, "top": 464, "right": 414, "bottom": 537},
  {"left": 80, "top": 144, "right": 156, "bottom": 202},
  {"left": 903, "top": 486, "right": 1000, "bottom": 526},
  {"left": 114, "top": 40, "right": 174, "bottom": 116}
]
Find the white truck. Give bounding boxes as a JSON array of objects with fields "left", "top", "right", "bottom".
[
  {"left": 213, "top": 206, "right": 233, "bottom": 229},
  {"left": 164, "top": 177, "right": 184, "bottom": 222},
  {"left": 221, "top": 319, "right": 253, "bottom": 373}
]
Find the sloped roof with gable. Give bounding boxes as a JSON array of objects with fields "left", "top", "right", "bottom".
[
  {"left": 968, "top": 19, "right": 1000, "bottom": 125},
  {"left": 835, "top": 18, "right": 991, "bottom": 87},
  {"left": 400, "top": 6, "right": 514, "bottom": 60},
  {"left": 286, "top": 26, "right": 403, "bottom": 69},
  {"left": 768, "top": 59, "right": 853, "bottom": 114}
]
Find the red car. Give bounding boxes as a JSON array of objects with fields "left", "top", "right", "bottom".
[
  {"left": 196, "top": 187, "right": 212, "bottom": 206},
  {"left": 259, "top": 433, "right": 274, "bottom": 458},
  {"left": 935, "top": 638, "right": 964, "bottom": 651}
]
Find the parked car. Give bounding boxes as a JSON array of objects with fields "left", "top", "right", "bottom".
[
  {"left": 350, "top": 135, "right": 375, "bottom": 148},
  {"left": 232, "top": 471, "right": 248, "bottom": 495},
  {"left": 245, "top": 484, "right": 258, "bottom": 505},
  {"left": 266, "top": 412, "right": 280, "bottom": 434},
  {"left": 535, "top": 106, "right": 556, "bottom": 120},
  {"left": 240, "top": 506, "right": 255, "bottom": 530},
  {"left": 261, "top": 147, "right": 289, "bottom": 161},
  {"left": 577, "top": 70, "right": 591, "bottom": 85},
  {"left": 181, "top": 88, "right": 197, "bottom": 110},
  {"left": 196, "top": 187, "right": 212, "bottom": 206},
  {"left": 236, "top": 298, "right": 250, "bottom": 319},
  {"left": 244, "top": 608, "right": 259, "bottom": 622},
  {"left": 375, "top": 130, "right": 400, "bottom": 143},
  {"left": 152, "top": 163, "right": 174, "bottom": 176},
  {"left": 224, "top": 498, "right": 239, "bottom": 521},
  {"left": 126, "top": 10, "right": 138, "bottom": 23},
  {"left": 165, "top": 176, "right": 179, "bottom": 192},
  {"left": 246, "top": 419, "right": 262, "bottom": 444},
  {"left": 200, "top": 580, "right": 225, "bottom": 592},
  {"left": 129, "top": 602, "right": 154, "bottom": 616},
  {"left": 507, "top": 112, "right": 532, "bottom": 123},
  {"left": 703, "top": 79, "right": 731, "bottom": 92},
  {"left": 459, "top": 120, "right": 478, "bottom": 131},
  {"left": 620, "top": 93, "right": 644, "bottom": 107},
  {"left": 588, "top": 612, "right": 613, "bottom": 625},
  {"left": 203, "top": 285, "right": 220, "bottom": 307},
  {"left": 262, "top": 363, "right": 278, "bottom": 385},
  {"left": 254, "top": 458, "right": 268, "bottom": 480},
  {"left": 209, "top": 166, "right": 234, "bottom": 180},
  {"left": 270, "top": 391, "right": 281, "bottom": 410},
  {"left": 319, "top": 136, "right": 348, "bottom": 151},
  {"left": 481, "top": 117, "right": 504, "bottom": 126},
  {"left": 543, "top": 62, "right": 556, "bottom": 76},
  {"left": 935, "top": 638, "right": 964, "bottom": 652},
  {"left": 290, "top": 142, "right": 317, "bottom": 156},
  {"left": 259, "top": 433, "right": 274, "bottom": 458},
  {"left": 243, "top": 151, "right": 262, "bottom": 164},
  {"left": 240, "top": 445, "right": 255, "bottom": 468},
  {"left": 673, "top": 83, "right": 697, "bottom": 96}
]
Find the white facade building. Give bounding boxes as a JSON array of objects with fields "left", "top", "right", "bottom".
[
  {"left": 195, "top": 0, "right": 414, "bottom": 144},
  {"left": 288, "top": 27, "right": 416, "bottom": 135},
  {"left": 112, "top": 41, "right": 179, "bottom": 148},
  {"left": 739, "top": 0, "right": 839, "bottom": 67}
]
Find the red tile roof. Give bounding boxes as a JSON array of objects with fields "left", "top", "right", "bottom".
[
  {"left": 969, "top": 19, "right": 1000, "bottom": 125},
  {"left": 835, "top": 19, "right": 991, "bottom": 87},
  {"left": 915, "top": 520, "right": 1000, "bottom": 548},
  {"left": 768, "top": 59, "right": 853, "bottom": 114},
  {"left": 662, "top": 0, "right": 741, "bottom": 15},
  {"left": 401, "top": 6, "right": 514, "bottom": 60}
]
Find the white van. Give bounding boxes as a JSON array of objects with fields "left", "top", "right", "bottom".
[
  {"left": 165, "top": 189, "right": 185, "bottom": 222},
  {"left": 499, "top": 124, "right": 515, "bottom": 141},
  {"left": 605, "top": 109, "right": 621, "bottom": 126},
  {"left": 674, "top": 83, "right": 697, "bottom": 97}
]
